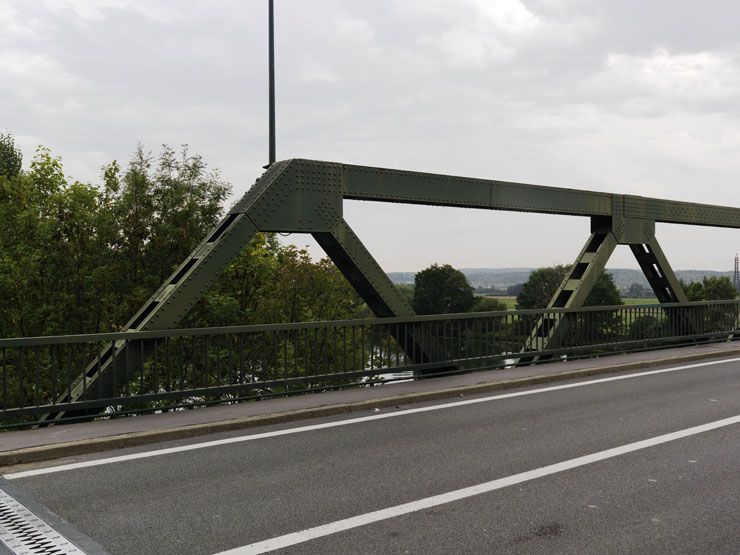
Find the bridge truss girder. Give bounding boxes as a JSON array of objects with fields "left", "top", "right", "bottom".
[
  {"left": 518, "top": 216, "right": 691, "bottom": 365},
  {"left": 54, "top": 159, "right": 740, "bottom": 412}
]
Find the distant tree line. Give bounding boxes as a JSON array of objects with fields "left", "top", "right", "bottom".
[{"left": 408, "top": 262, "right": 737, "bottom": 315}]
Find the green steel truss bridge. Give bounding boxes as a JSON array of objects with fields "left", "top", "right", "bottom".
[{"left": 3, "top": 159, "right": 740, "bottom": 425}]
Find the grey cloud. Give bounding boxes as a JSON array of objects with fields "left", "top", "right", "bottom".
[{"left": 2, "top": 0, "right": 740, "bottom": 272}]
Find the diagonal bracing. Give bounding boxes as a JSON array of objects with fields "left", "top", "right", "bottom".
[{"left": 52, "top": 159, "right": 740, "bottom": 415}]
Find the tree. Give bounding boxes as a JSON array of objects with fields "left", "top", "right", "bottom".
[
  {"left": 585, "top": 272, "right": 622, "bottom": 306},
  {"left": 147, "top": 144, "right": 231, "bottom": 285},
  {"left": 0, "top": 132, "right": 22, "bottom": 178},
  {"left": 681, "top": 276, "right": 736, "bottom": 301},
  {"left": 629, "top": 314, "right": 667, "bottom": 340},
  {"left": 516, "top": 265, "right": 569, "bottom": 309},
  {"left": 506, "top": 283, "right": 524, "bottom": 296},
  {"left": 627, "top": 282, "right": 647, "bottom": 298},
  {"left": 517, "top": 265, "right": 622, "bottom": 309},
  {"left": 0, "top": 136, "right": 365, "bottom": 338},
  {"left": 395, "top": 283, "right": 414, "bottom": 306},
  {"left": 682, "top": 280, "right": 704, "bottom": 301},
  {"left": 412, "top": 264, "right": 475, "bottom": 314},
  {"left": 701, "top": 276, "right": 736, "bottom": 300}
]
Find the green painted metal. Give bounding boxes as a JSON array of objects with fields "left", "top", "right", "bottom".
[
  {"left": 519, "top": 226, "right": 618, "bottom": 364},
  {"left": 313, "top": 219, "right": 414, "bottom": 318},
  {"left": 518, "top": 214, "right": 691, "bottom": 363},
  {"left": 341, "top": 162, "right": 740, "bottom": 228},
  {"left": 313, "top": 220, "right": 432, "bottom": 364},
  {"left": 51, "top": 158, "right": 740, "bottom": 415},
  {"left": 630, "top": 238, "right": 687, "bottom": 304}
]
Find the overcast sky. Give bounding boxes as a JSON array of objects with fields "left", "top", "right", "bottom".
[{"left": 3, "top": 0, "right": 740, "bottom": 272}]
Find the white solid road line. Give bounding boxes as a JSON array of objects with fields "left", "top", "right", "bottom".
[
  {"left": 216, "top": 414, "right": 740, "bottom": 554},
  {"left": 4, "top": 355, "right": 739, "bottom": 480}
]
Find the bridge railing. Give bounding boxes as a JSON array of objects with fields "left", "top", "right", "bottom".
[{"left": 1, "top": 300, "right": 738, "bottom": 428}]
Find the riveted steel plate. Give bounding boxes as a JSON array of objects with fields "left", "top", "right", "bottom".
[
  {"left": 343, "top": 165, "right": 491, "bottom": 207},
  {"left": 248, "top": 160, "right": 343, "bottom": 232},
  {"left": 611, "top": 216, "right": 655, "bottom": 244},
  {"left": 231, "top": 159, "right": 291, "bottom": 214},
  {"left": 490, "top": 182, "right": 611, "bottom": 216}
]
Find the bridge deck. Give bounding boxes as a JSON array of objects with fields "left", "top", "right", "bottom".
[{"left": 1, "top": 341, "right": 739, "bottom": 464}]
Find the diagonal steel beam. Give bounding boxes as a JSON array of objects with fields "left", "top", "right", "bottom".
[
  {"left": 44, "top": 210, "right": 262, "bottom": 420},
  {"left": 518, "top": 227, "right": 618, "bottom": 365},
  {"left": 42, "top": 162, "right": 294, "bottom": 419},
  {"left": 314, "top": 220, "right": 433, "bottom": 366},
  {"left": 630, "top": 235, "right": 698, "bottom": 338},
  {"left": 313, "top": 220, "right": 414, "bottom": 318},
  {"left": 629, "top": 238, "right": 687, "bottom": 304}
]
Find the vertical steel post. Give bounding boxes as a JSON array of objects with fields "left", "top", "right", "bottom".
[{"left": 268, "top": 0, "right": 276, "bottom": 166}]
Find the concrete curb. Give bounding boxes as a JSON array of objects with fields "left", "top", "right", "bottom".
[{"left": 3, "top": 347, "right": 740, "bottom": 469}]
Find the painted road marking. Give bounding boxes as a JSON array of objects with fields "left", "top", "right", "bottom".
[
  {"left": 215, "top": 414, "right": 740, "bottom": 554},
  {"left": 4, "top": 355, "right": 739, "bottom": 480}
]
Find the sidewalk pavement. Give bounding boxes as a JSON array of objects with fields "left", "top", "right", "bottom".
[{"left": 2, "top": 342, "right": 739, "bottom": 467}]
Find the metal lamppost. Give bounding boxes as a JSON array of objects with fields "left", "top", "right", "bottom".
[{"left": 267, "top": 0, "right": 276, "bottom": 167}]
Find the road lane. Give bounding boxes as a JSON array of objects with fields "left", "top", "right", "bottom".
[
  {"left": 7, "top": 358, "right": 740, "bottom": 554},
  {"left": 278, "top": 426, "right": 739, "bottom": 554},
  {"left": 222, "top": 416, "right": 739, "bottom": 554}
]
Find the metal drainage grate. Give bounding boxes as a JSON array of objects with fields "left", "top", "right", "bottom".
[{"left": 0, "top": 488, "right": 86, "bottom": 555}]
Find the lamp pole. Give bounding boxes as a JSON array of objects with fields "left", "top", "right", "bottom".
[{"left": 268, "top": 0, "right": 276, "bottom": 166}]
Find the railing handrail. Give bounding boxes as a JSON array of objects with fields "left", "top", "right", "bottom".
[{"left": 0, "top": 299, "right": 736, "bottom": 347}]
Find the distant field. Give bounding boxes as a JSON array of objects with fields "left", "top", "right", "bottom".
[
  {"left": 483, "top": 296, "right": 659, "bottom": 310},
  {"left": 623, "top": 298, "right": 659, "bottom": 305},
  {"left": 497, "top": 296, "right": 517, "bottom": 309}
]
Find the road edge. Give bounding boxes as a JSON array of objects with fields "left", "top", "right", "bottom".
[{"left": 3, "top": 347, "right": 739, "bottom": 468}]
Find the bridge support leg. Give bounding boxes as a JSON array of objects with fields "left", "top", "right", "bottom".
[
  {"left": 43, "top": 162, "right": 304, "bottom": 422},
  {"left": 519, "top": 222, "right": 618, "bottom": 365},
  {"left": 629, "top": 238, "right": 687, "bottom": 303},
  {"left": 519, "top": 217, "right": 697, "bottom": 366},
  {"left": 629, "top": 235, "right": 697, "bottom": 338},
  {"left": 44, "top": 211, "right": 261, "bottom": 422},
  {"left": 314, "top": 219, "right": 432, "bottom": 368},
  {"left": 313, "top": 219, "right": 414, "bottom": 319}
]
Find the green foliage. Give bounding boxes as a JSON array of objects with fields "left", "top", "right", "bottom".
[
  {"left": 516, "top": 265, "right": 569, "bottom": 309},
  {"left": 395, "top": 283, "right": 414, "bottom": 305},
  {"left": 629, "top": 314, "right": 663, "bottom": 340},
  {"left": 506, "top": 283, "right": 524, "bottom": 296},
  {"left": 472, "top": 297, "right": 508, "bottom": 312},
  {"left": 681, "top": 276, "right": 736, "bottom": 301},
  {"left": 0, "top": 139, "right": 362, "bottom": 338},
  {"left": 412, "top": 264, "right": 475, "bottom": 314},
  {"left": 627, "top": 282, "right": 653, "bottom": 299},
  {"left": 0, "top": 138, "right": 369, "bottom": 416},
  {"left": 0, "top": 132, "right": 22, "bottom": 178},
  {"left": 516, "top": 265, "right": 622, "bottom": 309},
  {"left": 190, "top": 238, "right": 363, "bottom": 327},
  {"left": 703, "top": 276, "right": 736, "bottom": 300},
  {"left": 585, "top": 272, "right": 622, "bottom": 306},
  {"left": 681, "top": 280, "right": 703, "bottom": 301}
]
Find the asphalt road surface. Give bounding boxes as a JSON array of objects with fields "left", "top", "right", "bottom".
[{"left": 3, "top": 356, "right": 739, "bottom": 554}]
